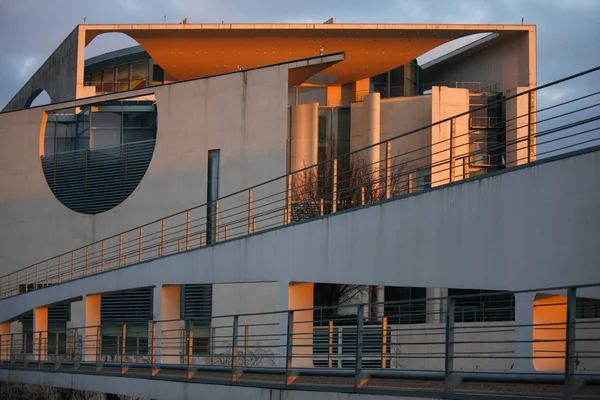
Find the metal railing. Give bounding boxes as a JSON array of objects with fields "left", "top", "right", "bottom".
[
  {"left": 0, "top": 283, "right": 599, "bottom": 398},
  {"left": 1, "top": 66, "right": 600, "bottom": 299},
  {"left": 84, "top": 79, "right": 149, "bottom": 94},
  {"left": 41, "top": 140, "right": 156, "bottom": 215}
]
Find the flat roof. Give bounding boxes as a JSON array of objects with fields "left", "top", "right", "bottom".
[{"left": 82, "top": 23, "right": 534, "bottom": 84}]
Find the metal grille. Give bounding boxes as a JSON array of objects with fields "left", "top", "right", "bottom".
[
  {"left": 101, "top": 288, "right": 152, "bottom": 323},
  {"left": 41, "top": 140, "right": 155, "bottom": 215},
  {"left": 181, "top": 284, "right": 212, "bottom": 322}
]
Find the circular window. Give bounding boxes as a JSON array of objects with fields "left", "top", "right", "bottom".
[{"left": 42, "top": 100, "right": 157, "bottom": 214}]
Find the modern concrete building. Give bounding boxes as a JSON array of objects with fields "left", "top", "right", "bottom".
[{"left": 3, "top": 22, "right": 597, "bottom": 393}]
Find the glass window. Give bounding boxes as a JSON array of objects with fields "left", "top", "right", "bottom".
[
  {"left": 91, "top": 71, "right": 102, "bottom": 92},
  {"left": 90, "top": 112, "right": 122, "bottom": 148},
  {"left": 102, "top": 68, "right": 114, "bottom": 93},
  {"left": 131, "top": 61, "right": 149, "bottom": 90},
  {"left": 152, "top": 64, "right": 164, "bottom": 85},
  {"left": 117, "top": 65, "right": 129, "bottom": 92}
]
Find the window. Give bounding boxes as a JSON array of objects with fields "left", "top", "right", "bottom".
[
  {"left": 409, "top": 168, "right": 431, "bottom": 192},
  {"left": 102, "top": 68, "right": 115, "bottom": 93},
  {"left": 449, "top": 289, "right": 515, "bottom": 322},
  {"left": 384, "top": 286, "right": 427, "bottom": 324},
  {"left": 117, "top": 65, "right": 130, "bottom": 92},
  {"left": 131, "top": 61, "right": 149, "bottom": 90},
  {"left": 207, "top": 150, "right": 220, "bottom": 244}
]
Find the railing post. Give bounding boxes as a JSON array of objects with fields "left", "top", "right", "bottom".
[
  {"left": 231, "top": 315, "right": 239, "bottom": 381},
  {"left": 150, "top": 322, "right": 158, "bottom": 377},
  {"left": 248, "top": 188, "right": 254, "bottom": 234},
  {"left": 186, "top": 210, "right": 191, "bottom": 250},
  {"left": 215, "top": 200, "right": 220, "bottom": 243},
  {"left": 286, "top": 310, "right": 296, "bottom": 385},
  {"left": 354, "top": 304, "right": 367, "bottom": 388},
  {"left": 121, "top": 324, "right": 128, "bottom": 374},
  {"left": 46, "top": 260, "right": 50, "bottom": 285},
  {"left": 332, "top": 159, "right": 338, "bottom": 214},
  {"left": 444, "top": 296, "right": 460, "bottom": 396},
  {"left": 119, "top": 234, "right": 123, "bottom": 267},
  {"left": 385, "top": 141, "right": 392, "bottom": 199},
  {"left": 527, "top": 91, "right": 534, "bottom": 163},
  {"left": 224, "top": 225, "right": 229, "bottom": 241},
  {"left": 85, "top": 246, "right": 89, "bottom": 276},
  {"left": 57, "top": 256, "right": 62, "bottom": 282},
  {"left": 100, "top": 241, "right": 104, "bottom": 271},
  {"left": 199, "top": 231, "right": 205, "bottom": 247},
  {"left": 382, "top": 316, "right": 388, "bottom": 368},
  {"left": 70, "top": 252, "right": 74, "bottom": 280},
  {"left": 320, "top": 198, "right": 324, "bottom": 216},
  {"left": 286, "top": 174, "right": 293, "bottom": 224},
  {"left": 7, "top": 275, "right": 10, "bottom": 297},
  {"left": 328, "top": 320, "right": 334, "bottom": 368},
  {"left": 25, "top": 268, "right": 28, "bottom": 292},
  {"left": 187, "top": 321, "right": 194, "bottom": 379},
  {"left": 160, "top": 219, "right": 165, "bottom": 256},
  {"left": 139, "top": 227, "right": 144, "bottom": 262},
  {"left": 449, "top": 118, "right": 456, "bottom": 183},
  {"left": 564, "top": 287, "right": 581, "bottom": 400},
  {"left": 244, "top": 325, "right": 249, "bottom": 367}
]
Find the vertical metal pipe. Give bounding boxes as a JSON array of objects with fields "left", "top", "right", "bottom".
[
  {"left": 35, "top": 264, "right": 39, "bottom": 289},
  {"left": 57, "top": 256, "right": 62, "bottom": 282},
  {"left": 101, "top": 241, "right": 104, "bottom": 271},
  {"left": 139, "top": 227, "right": 144, "bottom": 262},
  {"left": 320, "top": 198, "right": 324, "bottom": 216},
  {"left": 285, "top": 310, "right": 295, "bottom": 384},
  {"left": 71, "top": 252, "right": 74, "bottom": 280},
  {"left": 187, "top": 323, "right": 194, "bottom": 379},
  {"left": 200, "top": 232, "right": 205, "bottom": 247},
  {"left": 248, "top": 188, "right": 253, "bottom": 234},
  {"left": 186, "top": 210, "right": 191, "bottom": 250},
  {"left": 354, "top": 304, "right": 364, "bottom": 389},
  {"left": 231, "top": 315, "right": 239, "bottom": 377},
  {"left": 444, "top": 297, "right": 456, "bottom": 396},
  {"left": 224, "top": 226, "right": 229, "bottom": 241},
  {"left": 385, "top": 141, "right": 392, "bottom": 199},
  {"left": 332, "top": 159, "right": 338, "bottom": 213}
]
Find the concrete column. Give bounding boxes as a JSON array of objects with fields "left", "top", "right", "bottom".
[
  {"left": 0, "top": 323, "right": 10, "bottom": 361},
  {"left": 82, "top": 294, "right": 101, "bottom": 362},
  {"left": 505, "top": 86, "right": 536, "bottom": 168},
  {"left": 426, "top": 288, "right": 448, "bottom": 324},
  {"left": 278, "top": 281, "right": 315, "bottom": 368},
  {"left": 158, "top": 285, "right": 182, "bottom": 364},
  {"left": 513, "top": 292, "right": 536, "bottom": 373},
  {"left": 33, "top": 307, "right": 48, "bottom": 361},
  {"left": 289, "top": 103, "right": 319, "bottom": 174},
  {"left": 431, "top": 86, "right": 470, "bottom": 187}
]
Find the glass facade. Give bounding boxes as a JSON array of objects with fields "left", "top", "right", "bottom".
[{"left": 85, "top": 60, "right": 150, "bottom": 94}]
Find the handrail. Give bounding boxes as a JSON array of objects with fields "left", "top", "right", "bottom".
[{"left": 1, "top": 65, "right": 600, "bottom": 298}]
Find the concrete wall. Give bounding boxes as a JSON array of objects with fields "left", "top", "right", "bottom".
[
  {"left": 0, "top": 369, "right": 443, "bottom": 400},
  {"left": 2, "top": 147, "right": 599, "bottom": 324},
  {"left": 0, "top": 63, "right": 289, "bottom": 276},
  {"left": 421, "top": 30, "right": 536, "bottom": 93},
  {"left": 2, "top": 27, "right": 83, "bottom": 112}
]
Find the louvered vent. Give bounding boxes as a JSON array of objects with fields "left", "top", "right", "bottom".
[
  {"left": 101, "top": 288, "right": 153, "bottom": 323},
  {"left": 181, "top": 284, "right": 212, "bottom": 322}
]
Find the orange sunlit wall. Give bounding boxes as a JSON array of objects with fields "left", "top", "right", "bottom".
[{"left": 533, "top": 294, "right": 567, "bottom": 371}]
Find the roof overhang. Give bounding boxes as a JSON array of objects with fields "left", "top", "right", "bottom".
[{"left": 82, "top": 23, "right": 534, "bottom": 85}]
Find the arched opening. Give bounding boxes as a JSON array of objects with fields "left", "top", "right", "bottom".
[
  {"left": 83, "top": 33, "right": 158, "bottom": 96},
  {"left": 24, "top": 89, "right": 51, "bottom": 108}
]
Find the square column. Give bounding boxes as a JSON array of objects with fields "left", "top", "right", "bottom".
[
  {"left": 33, "top": 307, "right": 48, "bottom": 361},
  {"left": 513, "top": 292, "right": 536, "bottom": 373},
  {"left": 155, "top": 285, "right": 182, "bottom": 364},
  {"left": 278, "top": 282, "right": 314, "bottom": 368},
  {"left": 0, "top": 323, "right": 10, "bottom": 361},
  {"left": 82, "top": 294, "right": 101, "bottom": 362}
]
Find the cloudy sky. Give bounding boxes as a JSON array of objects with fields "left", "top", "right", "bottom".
[{"left": 0, "top": 0, "right": 599, "bottom": 111}]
